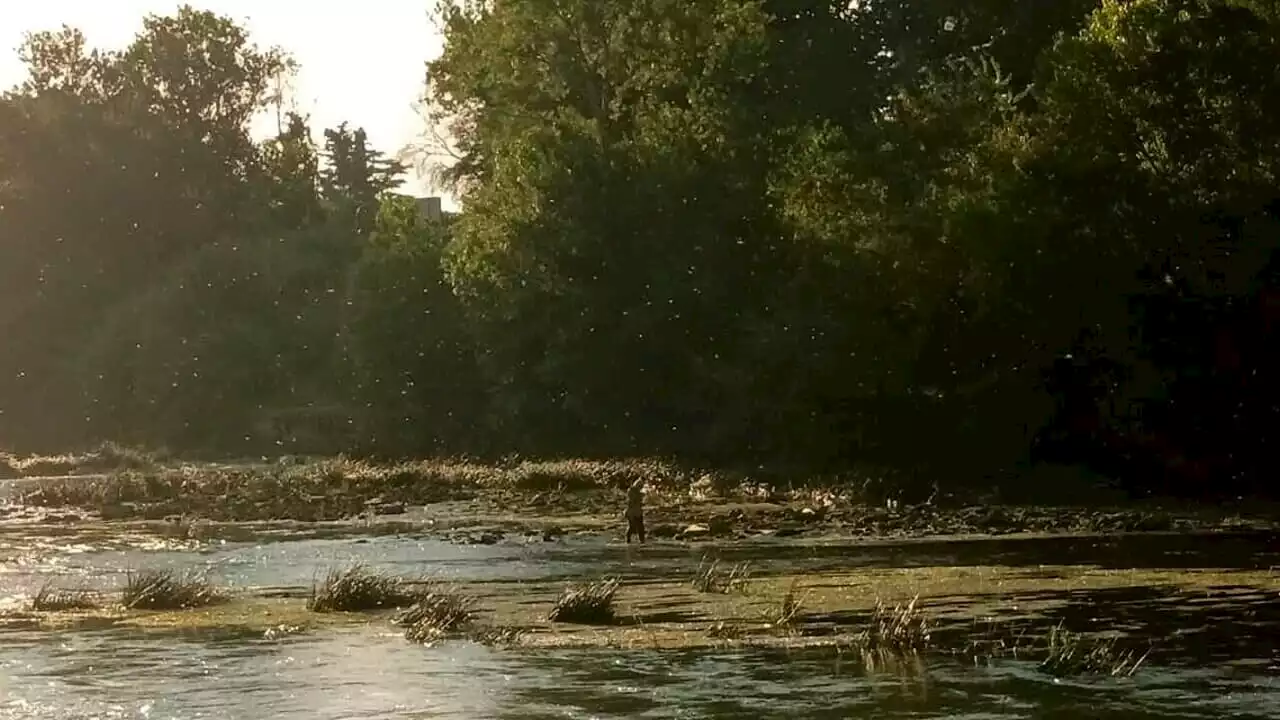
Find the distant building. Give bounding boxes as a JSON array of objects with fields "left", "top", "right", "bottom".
[{"left": 416, "top": 196, "right": 443, "bottom": 221}]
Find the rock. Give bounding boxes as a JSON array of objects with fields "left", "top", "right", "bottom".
[
  {"left": 374, "top": 502, "right": 406, "bottom": 516},
  {"left": 708, "top": 515, "right": 734, "bottom": 536},
  {"left": 99, "top": 504, "right": 131, "bottom": 520},
  {"left": 680, "top": 523, "right": 711, "bottom": 539},
  {"left": 477, "top": 530, "right": 503, "bottom": 545},
  {"left": 650, "top": 523, "right": 679, "bottom": 539},
  {"left": 542, "top": 526, "right": 564, "bottom": 542}
]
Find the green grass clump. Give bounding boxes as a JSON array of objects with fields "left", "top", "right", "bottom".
[
  {"left": 691, "top": 556, "right": 752, "bottom": 594},
  {"left": 122, "top": 569, "right": 224, "bottom": 610},
  {"left": 395, "top": 590, "right": 478, "bottom": 643},
  {"left": 1039, "top": 623, "right": 1149, "bottom": 677},
  {"left": 30, "top": 581, "right": 100, "bottom": 611},
  {"left": 547, "top": 578, "right": 620, "bottom": 625},
  {"left": 307, "top": 565, "right": 423, "bottom": 613}
]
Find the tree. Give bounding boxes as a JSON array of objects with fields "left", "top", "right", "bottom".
[
  {"left": 321, "top": 123, "right": 408, "bottom": 238},
  {"left": 348, "top": 195, "right": 486, "bottom": 454}
]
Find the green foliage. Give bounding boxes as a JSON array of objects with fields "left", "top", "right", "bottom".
[
  {"left": 4, "top": 0, "right": 1280, "bottom": 499},
  {"left": 348, "top": 195, "right": 485, "bottom": 453}
]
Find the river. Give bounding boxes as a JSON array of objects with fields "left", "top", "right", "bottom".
[{"left": 2, "top": 508, "right": 1278, "bottom": 719}]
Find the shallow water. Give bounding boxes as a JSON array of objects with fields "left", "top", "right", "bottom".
[
  {"left": 2, "top": 625, "right": 1277, "bottom": 719},
  {"left": 2, "top": 516, "right": 1279, "bottom": 719}
]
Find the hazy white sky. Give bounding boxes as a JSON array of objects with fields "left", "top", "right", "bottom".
[{"left": 0, "top": 1, "right": 451, "bottom": 201}]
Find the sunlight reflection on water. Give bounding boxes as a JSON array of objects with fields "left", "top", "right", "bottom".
[{"left": 1, "top": 625, "right": 1277, "bottom": 720}]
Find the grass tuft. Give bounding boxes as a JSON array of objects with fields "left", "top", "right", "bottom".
[
  {"left": 469, "top": 625, "right": 525, "bottom": 646},
  {"left": 395, "top": 589, "right": 478, "bottom": 643},
  {"left": 547, "top": 577, "right": 620, "bottom": 624},
  {"left": 865, "top": 595, "right": 931, "bottom": 651},
  {"left": 1039, "top": 623, "right": 1150, "bottom": 677},
  {"left": 122, "top": 569, "right": 224, "bottom": 610},
  {"left": 691, "top": 556, "right": 752, "bottom": 594},
  {"left": 767, "top": 579, "right": 806, "bottom": 628},
  {"left": 30, "top": 581, "right": 100, "bottom": 611},
  {"left": 306, "top": 564, "right": 423, "bottom": 613}
]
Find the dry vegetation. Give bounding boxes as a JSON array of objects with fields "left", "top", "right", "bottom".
[
  {"left": 547, "top": 578, "right": 621, "bottom": 625},
  {"left": 3, "top": 443, "right": 163, "bottom": 478},
  {"left": 122, "top": 569, "right": 224, "bottom": 610},
  {"left": 15, "top": 456, "right": 714, "bottom": 522},
  {"left": 10, "top": 452, "right": 1265, "bottom": 540},
  {"left": 307, "top": 564, "right": 426, "bottom": 612},
  {"left": 395, "top": 590, "right": 479, "bottom": 643},
  {"left": 692, "top": 556, "right": 752, "bottom": 594},
  {"left": 767, "top": 579, "right": 808, "bottom": 629},
  {"left": 30, "top": 582, "right": 101, "bottom": 611}
]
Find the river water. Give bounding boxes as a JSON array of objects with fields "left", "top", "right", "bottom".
[{"left": 2, "top": 513, "right": 1278, "bottom": 719}]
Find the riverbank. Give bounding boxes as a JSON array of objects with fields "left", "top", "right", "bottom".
[{"left": 4, "top": 454, "right": 1278, "bottom": 542}]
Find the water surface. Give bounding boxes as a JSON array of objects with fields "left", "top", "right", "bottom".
[{"left": 2, "top": 517, "right": 1277, "bottom": 719}]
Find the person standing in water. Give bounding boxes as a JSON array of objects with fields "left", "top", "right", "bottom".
[{"left": 625, "top": 478, "right": 646, "bottom": 543}]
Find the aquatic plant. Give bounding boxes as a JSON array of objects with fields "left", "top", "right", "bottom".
[
  {"left": 957, "top": 616, "right": 1032, "bottom": 666},
  {"left": 865, "top": 595, "right": 931, "bottom": 651},
  {"left": 691, "top": 556, "right": 752, "bottom": 594},
  {"left": 468, "top": 625, "right": 525, "bottom": 646},
  {"left": 768, "top": 579, "right": 806, "bottom": 628},
  {"left": 708, "top": 620, "right": 746, "bottom": 640},
  {"left": 395, "top": 589, "right": 477, "bottom": 643},
  {"left": 307, "top": 564, "right": 423, "bottom": 613},
  {"left": 30, "top": 581, "right": 100, "bottom": 611},
  {"left": 121, "top": 569, "right": 224, "bottom": 610},
  {"left": 547, "top": 577, "right": 620, "bottom": 624},
  {"left": 1039, "top": 623, "right": 1149, "bottom": 677}
]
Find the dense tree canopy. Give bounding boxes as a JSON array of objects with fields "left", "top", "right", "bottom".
[{"left": 3, "top": 0, "right": 1279, "bottom": 500}]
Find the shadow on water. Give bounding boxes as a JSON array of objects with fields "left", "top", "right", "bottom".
[
  {"left": 1044, "top": 584, "right": 1280, "bottom": 666},
  {"left": 795, "top": 583, "right": 1280, "bottom": 669},
  {"left": 693, "top": 530, "right": 1280, "bottom": 572},
  {"left": 492, "top": 647, "right": 1280, "bottom": 720}
]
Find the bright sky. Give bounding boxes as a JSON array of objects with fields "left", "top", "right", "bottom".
[{"left": 0, "top": 0, "right": 454, "bottom": 205}]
